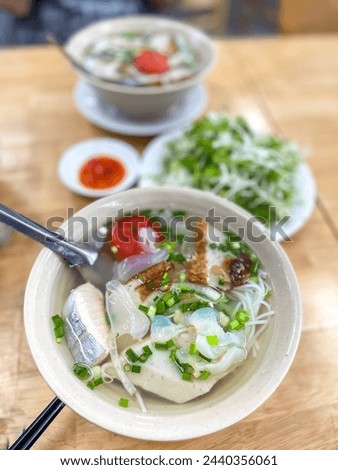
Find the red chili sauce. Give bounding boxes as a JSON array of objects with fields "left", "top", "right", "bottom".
[{"left": 79, "top": 155, "right": 126, "bottom": 190}]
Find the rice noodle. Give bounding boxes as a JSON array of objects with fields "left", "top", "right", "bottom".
[{"left": 228, "top": 274, "right": 275, "bottom": 355}]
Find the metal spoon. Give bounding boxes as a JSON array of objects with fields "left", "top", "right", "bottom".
[
  {"left": 0, "top": 204, "right": 113, "bottom": 289},
  {"left": 46, "top": 33, "right": 145, "bottom": 87}
]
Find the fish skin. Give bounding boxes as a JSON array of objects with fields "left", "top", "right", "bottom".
[{"left": 62, "top": 283, "right": 109, "bottom": 367}]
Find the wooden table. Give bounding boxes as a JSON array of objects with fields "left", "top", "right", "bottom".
[{"left": 1, "top": 36, "right": 338, "bottom": 450}]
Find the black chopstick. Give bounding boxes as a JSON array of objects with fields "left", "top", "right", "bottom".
[{"left": 9, "top": 397, "right": 65, "bottom": 450}]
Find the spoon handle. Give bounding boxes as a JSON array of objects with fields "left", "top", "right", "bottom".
[
  {"left": 8, "top": 397, "right": 65, "bottom": 450},
  {"left": 0, "top": 203, "right": 97, "bottom": 266}
]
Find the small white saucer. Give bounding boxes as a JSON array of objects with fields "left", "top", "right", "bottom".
[
  {"left": 74, "top": 80, "right": 208, "bottom": 136},
  {"left": 58, "top": 137, "right": 140, "bottom": 198},
  {"left": 140, "top": 131, "right": 317, "bottom": 241}
]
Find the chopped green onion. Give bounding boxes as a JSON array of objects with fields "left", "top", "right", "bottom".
[
  {"left": 155, "top": 299, "right": 166, "bottom": 314},
  {"left": 166, "top": 339, "right": 175, "bottom": 349},
  {"left": 229, "top": 310, "right": 250, "bottom": 330},
  {"left": 87, "top": 380, "right": 95, "bottom": 390},
  {"left": 143, "top": 345, "right": 153, "bottom": 356},
  {"left": 236, "top": 310, "right": 250, "bottom": 323},
  {"left": 138, "top": 304, "right": 149, "bottom": 314},
  {"left": 147, "top": 305, "right": 156, "bottom": 319},
  {"left": 52, "top": 315, "right": 64, "bottom": 343},
  {"left": 189, "top": 343, "right": 197, "bottom": 355},
  {"left": 228, "top": 319, "right": 241, "bottom": 330},
  {"left": 138, "top": 353, "right": 149, "bottom": 363},
  {"left": 154, "top": 342, "right": 169, "bottom": 350},
  {"left": 125, "top": 348, "right": 139, "bottom": 363},
  {"left": 198, "top": 352, "right": 212, "bottom": 363},
  {"left": 52, "top": 314, "right": 63, "bottom": 327},
  {"left": 206, "top": 335, "right": 219, "bottom": 346},
  {"left": 218, "top": 278, "right": 225, "bottom": 286},
  {"left": 182, "top": 371, "right": 192, "bottom": 381},
  {"left": 169, "top": 349, "right": 184, "bottom": 372},
  {"left": 131, "top": 365, "right": 141, "bottom": 373},
  {"left": 153, "top": 296, "right": 159, "bottom": 301},
  {"left": 119, "top": 397, "right": 129, "bottom": 408},
  {"left": 165, "top": 295, "right": 176, "bottom": 307},
  {"left": 123, "top": 363, "right": 132, "bottom": 372},
  {"left": 199, "top": 370, "right": 211, "bottom": 380},
  {"left": 265, "top": 289, "right": 272, "bottom": 299},
  {"left": 87, "top": 376, "right": 103, "bottom": 390},
  {"left": 158, "top": 241, "right": 175, "bottom": 253},
  {"left": 72, "top": 363, "right": 91, "bottom": 381}
]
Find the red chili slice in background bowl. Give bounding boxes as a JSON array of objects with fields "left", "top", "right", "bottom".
[{"left": 133, "top": 50, "right": 170, "bottom": 75}]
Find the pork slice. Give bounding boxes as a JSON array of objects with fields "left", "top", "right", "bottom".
[{"left": 186, "top": 219, "right": 208, "bottom": 285}]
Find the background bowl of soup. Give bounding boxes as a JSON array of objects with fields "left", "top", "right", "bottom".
[
  {"left": 24, "top": 187, "right": 302, "bottom": 441},
  {"left": 65, "top": 16, "right": 216, "bottom": 118}
]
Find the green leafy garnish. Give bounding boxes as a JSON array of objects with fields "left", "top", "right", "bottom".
[{"left": 154, "top": 112, "right": 303, "bottom": 225}]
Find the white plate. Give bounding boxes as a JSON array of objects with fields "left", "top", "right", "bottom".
[
  {"left": 74, "top": 80, "right": 208, "bottom": 136},
  {"left": 58, "top": 137, "right": 140, "bottom": 198},
  {"left": 140, "top": 131, "right": 317, "bottom": 241}
]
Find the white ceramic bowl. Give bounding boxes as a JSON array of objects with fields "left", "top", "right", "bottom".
[
  {"left": 65, "top": 16, "right": 216, "bottom": 118},
  {"left": 24, "top": 188, "right": 301, "bottom": 441}
]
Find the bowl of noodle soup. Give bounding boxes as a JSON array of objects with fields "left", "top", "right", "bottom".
[{"left": 24, "top": 187, "right": 301, "bottom": 440}]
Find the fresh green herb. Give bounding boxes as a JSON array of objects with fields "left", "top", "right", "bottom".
[
  {"left": 199, "top": 370, "right": 211, "bottom": 380},
  {"left": 154, "top": 111, "right": 303, "bottom": 226},
  {"left": 119, "top": 397, "right": 129, "bottom": 408},
  {"left": 146, "top": 283, "right": 154, "bottom": 290},
  {"left": 72, "top": 363, "right": 91, "bottom": 381},
  {"left": 206, "top": 335, "right": 219, "bottom": 346},
  {"left": 125, "top": 348, "right": 139, "bottom": 363},
  {"left": 218, "top": 278, "right": 225, "bottom": 286}
]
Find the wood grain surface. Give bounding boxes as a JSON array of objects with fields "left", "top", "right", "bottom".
[{"left": 0, "top": 36, "right": 338, "bottom": 450}]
